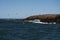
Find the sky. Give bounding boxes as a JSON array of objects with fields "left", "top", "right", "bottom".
[{"left": 0, "top": 0, "right": 60, "bottom": 18}]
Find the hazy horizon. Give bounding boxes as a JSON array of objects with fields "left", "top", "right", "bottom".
[{"left": 0, "top": 0, "right": 60, "bottom": 18}]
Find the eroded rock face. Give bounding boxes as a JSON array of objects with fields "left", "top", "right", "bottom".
[{"left": 23, "top": 14, "right": 60, "bottom": 23}]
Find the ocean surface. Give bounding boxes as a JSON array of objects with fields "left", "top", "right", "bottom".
[{"left": 0, "top": 19, "right": 60, "bottom": 40}]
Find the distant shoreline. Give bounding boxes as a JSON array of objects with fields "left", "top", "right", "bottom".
[{"left": 23, "top": 14, "right": 60, "bottom": 23}]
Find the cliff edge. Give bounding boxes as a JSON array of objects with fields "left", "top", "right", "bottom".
[{"left": 23, "top": 14, "right": 60, "bottom": 23}]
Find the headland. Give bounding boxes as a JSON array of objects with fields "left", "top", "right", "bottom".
[{"left": 23, "top": 14, "right": 60, "bottom": 24}]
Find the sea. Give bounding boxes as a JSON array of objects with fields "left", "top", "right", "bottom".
[{"left": 0, "top": 19, "right": 60, "bottom": 40}]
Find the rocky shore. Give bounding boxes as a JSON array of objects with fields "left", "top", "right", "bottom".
[{"left": 23, "top": 14, "right": 60, "bottom": 23}]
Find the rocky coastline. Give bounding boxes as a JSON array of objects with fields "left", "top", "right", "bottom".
[{"left": 23, "top": 14, "right": 60, "bottom": 23}]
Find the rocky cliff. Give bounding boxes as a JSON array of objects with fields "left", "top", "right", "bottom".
[{"left": 23, "top": 14, "right": 60, "bottom": 23}]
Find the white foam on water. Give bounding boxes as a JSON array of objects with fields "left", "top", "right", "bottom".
[{"left": 28, "top": 19, "right": 56, "bottom": 24}]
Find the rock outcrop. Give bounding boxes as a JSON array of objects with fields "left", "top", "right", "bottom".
[{"left": 23, "top": 14, "right": 60, "bottom": 23}]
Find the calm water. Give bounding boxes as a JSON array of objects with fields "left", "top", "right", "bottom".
[{"left": 0, "top": 20, "right": 60, "bottom": 40}]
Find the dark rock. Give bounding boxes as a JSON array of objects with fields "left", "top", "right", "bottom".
[{"left": 23, "top": 14, "right": 60, "bottom": 23}]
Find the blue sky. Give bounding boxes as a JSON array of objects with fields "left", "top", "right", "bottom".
[{"left": 0, "top": 0, "right": 60, "bottom": 18}]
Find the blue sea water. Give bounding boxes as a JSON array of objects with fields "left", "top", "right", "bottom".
[{"left": 0, "top": 20, "right": 60, "bottom": 40}]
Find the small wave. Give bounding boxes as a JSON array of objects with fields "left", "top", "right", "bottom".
[
  {"left": 33, "top": 22, "right": 56, "bottom": 24},
  {"left": 28, "top": 19, "right": 56, "bottom": 24}
]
